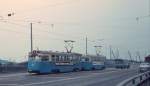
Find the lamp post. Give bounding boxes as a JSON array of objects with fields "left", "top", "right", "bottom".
[{"left": 30, "top": 23, "right": 33, "bottom": 52}]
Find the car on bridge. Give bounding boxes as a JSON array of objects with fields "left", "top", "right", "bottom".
[
  {"left": 114, "top": 59, "right": 130, "bottom": 69},
  {"left": 139, "top": 62, "right": 150, "bottom": 73}
]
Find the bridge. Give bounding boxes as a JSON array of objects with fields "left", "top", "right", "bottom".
[
  {"left": 0, "top": 64, "right": 149, "bottom": 86},
  {"left": 0, "top": 68, "right": 141, "bottom": 86},
  {"left": 117, "top": 71, "right": 150, "bottom": 86}
]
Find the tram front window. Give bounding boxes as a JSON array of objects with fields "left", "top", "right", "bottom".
[
  {"left": 115, "top": 59, "right": 124, "bottom": 64},
  {"left": 35, "top": 56, "right": 41, "bottom": 61},
  {"left": 40, "top": 55, "right": 49, "bottom": 61},
  {"left": 30, "top": 55, "right": 49, "bottom": 61},
  {"left": 28, "top": 55, "right": 35, "bottom": 60},
  {"left": 84, "top": 58, "right": 89, "bottom": 62}
]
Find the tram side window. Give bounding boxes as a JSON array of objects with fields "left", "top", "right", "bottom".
[
  {"left": 58, "top": 56, "right": 62, "bottom": 62},
  {"left": 85, "top": 58, "right": 89, "bottom": 62},
  {"left": 51, "top": 55, "right": 55, "bottom": 62},
  {"left": 60, "top": 56, "right": 63, "bottom": 62},
  {"left": 66, "top": 56, "right": 70, "bottom": 61},
  {"left": 64, "top": 56, "right": 67, "bottom": 62},
  {"left": 62, "top": 56, "right": 65, "bottom": 62},
  {"left": 77, "top": 56, "right": 80, "bottom": 61},
  {"left": 29, "top": 56, "right": 35, "bottom": 60},
  {"left": 64, "top": 56, "right": 70, "bottom": 62},
  {"left": 35, "top": 56, "right": 41, "bottom": 61},
  {"left": 78, "top": 56, "right": 81, "bottom": 62},
  {"left": 64, "top": 56, "right": 66, "bottom": 61},
  {"left": 70, "top": 56, "right": 73, "bottom": 62},
  {"left": 49, "top": 55, "right": 52, "bottom": 61},
  {"left": 74, "top": 56, "right": 79, "bottom": 62},
  {"left": 41, "top": 56, "right": 49, "bottom": 61},
  {"left": 56, "top": 55, "right": 59, "bottom": 62},
  {"left": 29, "top": 54, "right": 36, "bottom": 60},
  {"left": 72, "top": 56, "right": 75, "bottom": 61}
]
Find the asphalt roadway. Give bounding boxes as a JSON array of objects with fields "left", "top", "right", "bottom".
[{"left": 0, "top": 68, "right": 139, "bottom": 86}]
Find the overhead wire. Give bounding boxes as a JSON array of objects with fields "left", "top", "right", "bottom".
[
  {"left": 0, "top": 18, "right": 86, "bottom": 39},
  {"left": 16, "top": 0, "right": 80, "bottom": 15},
  {"left": 0, "top": 19, "right": 86, "bottom": 42},
  {"left": 0, "top": 0, "right": 123, "bottom": 44}
]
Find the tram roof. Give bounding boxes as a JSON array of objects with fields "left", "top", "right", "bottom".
[
  {"left": 31, "top": 50, "right": 82, "bottom": 56},
  {"left": 83, "top": 54, "right": 106, "bottom": 58}
]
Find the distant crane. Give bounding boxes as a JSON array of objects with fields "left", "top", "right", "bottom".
[
  {"left": 109, "top": 46, "right": 117, "bottom": 59},
  {"left": 136, "top": 51, "right": 141, "bottom": 63},
  {"left": 111, "top": 49, "right": 117, "bottom": 59},
  {"left": 116, "top": 48, "right": 120, "bottom": 59},
  {"left": 109, "top": 46, "right": 119, "bottom": 59},
  {"left": 128, "top": 50, "right": 133, "bottom": 63}
]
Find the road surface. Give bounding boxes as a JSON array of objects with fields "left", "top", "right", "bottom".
[{"left": 0, "top": 68, "right": 138, "bottom": 86}]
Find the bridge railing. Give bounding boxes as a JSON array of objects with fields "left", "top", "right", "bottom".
[
  {"left": 117, "top": 71, "right": 150, "bottom": 86},
  {"left": 0, "top": 65, "right": 27, "bottom": 73}
]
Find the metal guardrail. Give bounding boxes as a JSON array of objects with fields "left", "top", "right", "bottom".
[
  {"left": 117, "top": 71, "right": 150, "bottom": 86},
  {"left": 0, "top": 66, "right": 27, "bottom": 73}
]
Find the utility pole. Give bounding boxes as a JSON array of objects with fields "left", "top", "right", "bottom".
[
  {"left": 149, "top": 0, "right": 150, "bottom": 16},
  {"left": 86, "top": 36, "right": 88, "bottom": 55},
  {"left": 116, "top": 48, "right": 120, "bottom": 59},
  {"left": 30, "top": 23, "right": 33, "bottom": 52},
  {"left": 112, "top": 50, "right": 116, "bottom": 59},
  {"left": 109, "top": 46, "right": 112, "bottom": 59},
  {"left": 128, "top": 50, "right": 133, "bottom": 63},
  {"left": 135, "top": 55, "right": 138, "bottom": 63},
  {"left": 128, "top": 51, "right": 132, "bottom": 61},
  {"left": 136, "top": 51, "right": 141, "bottom": 63}
]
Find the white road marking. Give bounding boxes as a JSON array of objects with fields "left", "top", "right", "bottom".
[
  {"left": 20, "top": 70, "right": 117, "bottom": 86},
  {"left": 44, "top": 76, "right": 68, "bottom": 78},
  {"left": 0, "top": 69, "right": 137, "bottom": 86},
  {"left": 0, "top": 73, "right": 28, "bottom": 78},
  {"left": 0, "top": 68, "right": 117, "bottom": 79},
  {"left": 0, "top": 69, "right": 136, "bottom": 86},
  {"left": 0, "top": 84, "right": 18, "bottom": 86}
]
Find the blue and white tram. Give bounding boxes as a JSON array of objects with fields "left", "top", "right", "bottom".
[
  {"left": 80, "top": 56, "right": 93, "bottom": 71},
  {"left": 28, "top": 50, "right": 82, "bottom": 74},
  {"left": 79, "top": 55, "right": 106, "bottom": 71},
  {"left": 91, "top": 55, "right": 106, "bottom": 70}
]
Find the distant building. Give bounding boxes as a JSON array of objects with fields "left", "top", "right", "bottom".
[
  {"left": 145, "top": 55, "right": 150, "bottom": 63},
  {"left": 17, "top": 61, "right": 27, "bottom": 67},
  {"left": 0, "top": 59, "right": 14, "bottom": 66}
]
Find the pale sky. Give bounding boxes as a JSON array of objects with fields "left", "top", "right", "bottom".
[{"left": 0, "top": 0, "right": 149, "bottom": 62}]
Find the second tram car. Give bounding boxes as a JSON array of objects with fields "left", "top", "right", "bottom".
[
  {"left": 86, "top": 55, "right": 106, "bottom": 70},
  {"left": 80, "top": 56, "right": 93, "bottom": 71},
  {"left": 28, "top": 50, "right": 82, "bottom": 74}
]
